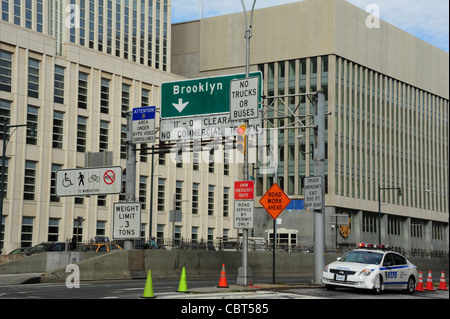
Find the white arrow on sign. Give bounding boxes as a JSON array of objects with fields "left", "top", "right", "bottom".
[{"left": 172, "top": 98, "right": 189, "bottom": 113}]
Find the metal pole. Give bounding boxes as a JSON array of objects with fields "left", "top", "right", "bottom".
[
  {"left": 149, "top": 145, "right": 155, "bottom": 239},
  {"left": 0, "top": 119, "right": 8, "bottom": 251},
  {"left": 378, "top": 186, "right": 381, "bottom": 245},
  {"left": 236, "top": 0, "right": 256, "bottom": 286},
  {"left": 124, "top": 113, "right": 137, "bottom": 250},
  {"left": 313, "top": 91, "right": 326, "bottom": 284}
]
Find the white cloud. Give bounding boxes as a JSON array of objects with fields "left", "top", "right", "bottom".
[{"left": 171, "top": 0, "right": 449, "bottom": 51}]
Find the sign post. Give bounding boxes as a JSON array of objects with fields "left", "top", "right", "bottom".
[{"left": 260, "top": 183, "right": 291, "bottom": 284}]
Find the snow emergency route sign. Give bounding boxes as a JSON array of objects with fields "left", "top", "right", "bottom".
[{"left": 259, "top": 183, "right": 291, "bottom": 220}]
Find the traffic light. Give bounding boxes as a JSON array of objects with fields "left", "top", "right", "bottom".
[{"left": 236, "top": 124, "right": 246, "bottom": 154}]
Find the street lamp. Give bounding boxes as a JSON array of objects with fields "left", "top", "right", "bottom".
[
  {"left": 378, "top": 186, "right": 402, "bottom": 245},
  {"left": 0, "top": 118, "right": 36, "bottom": 252}
]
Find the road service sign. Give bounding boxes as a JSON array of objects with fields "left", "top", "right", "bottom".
[
  {"left": 113, "top": 202, "right": 141, "bottom": 239},
  {"left": 56, "top": 166, "right": 122, "bottom": 197},
  {"left": 259, "top": 183, "right": 291, "bottom": 220},
  {"left": 234, "top": 200, "right": 254, "bottom": 229},
  {"left": 132, "top": 106, "right": 156, "bottom": 144}
]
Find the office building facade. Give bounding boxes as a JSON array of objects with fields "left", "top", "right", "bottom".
[
  {"left": 0, "top": 0, "right": 238, "bottom": 253},
  {"left": 171, "top": 0, "right": 449, "bottom": 255}
]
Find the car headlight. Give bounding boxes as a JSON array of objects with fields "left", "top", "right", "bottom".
[
  {"left": 323, "top": 265, "right": 329, "bottom": 272},
  {"left": 359, "top": 268, "right": 372, "bottom": 276}
]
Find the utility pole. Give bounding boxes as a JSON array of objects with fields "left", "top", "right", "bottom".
[
  {"left": 124, "top": 112, "right": 137, "bottom": 250},
  {"left": 313, "top": 91, "right": 326, "bottom": 283},
  {"left": 236, "top": 0, "right": 256, "bottom": 286}
]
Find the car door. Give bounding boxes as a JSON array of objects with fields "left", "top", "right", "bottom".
[
  {"left": 382, "top": 253, "right": 400, "bottom": 288},
  {"left": 391, "top": 253, "right": 409, "bottom": 289}
]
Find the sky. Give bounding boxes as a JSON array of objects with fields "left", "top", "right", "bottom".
[{"left": 171, "top": 0, "right": 449, "bottom": 52}]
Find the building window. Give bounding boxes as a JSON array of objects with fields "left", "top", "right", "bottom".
[
  {"left": 1, "top": 0, "right": 9, "bottom": 21},
  {"left": 362, "top": 212, "right": 377, "bottom": 233},
  {"left": 175, "top": 181, "right": 183, "bottom": 211},
  {"left": 223, "top": 187, "right": 230, "bottom": 217},
  {"left": 0, "top": 99, "right": 11, "bottom": 140},
  {"left": 120, "top": 124, "right": 127, "bottom": 159},
  {"left": 53, "top": 111, "right": 64, "bottom": 149},
  {"left": 77, "top": 116, "right": 87, "bottom": 152},
  {"left": 410, "top": 219, "right": 424, "bottom": 238},
  {"left": 174, "top": 226, "right": 182, "bottom": 245},
  {"left": 36, "top": 0, "right": 43, "bottom": 32},
  {"left": 21, "top": 217, "right": 34, "bottom": 247},
  {"left": 96, "top": 221, "right": 106, "bottom": 237},
  {"left": 13, "top": 0, "right": 20, "bottom": 26},
  {"left": 48, "top": 218, "right": 60, "bottom": 241},
  {"left": 50, "top": 164, "right": 62, "bottom": 202},
  {"left": 122, "top": 83, "right": 131, "bottom": 115},
  {"left": 54, "top": 66, "right": 65, "bottom": 104},
  {"left": 157, "top": 178, "right": 165, "bottom": 211},
  {"left": 26, "top": 106, "right": 38, "bottom": 145},
  {"left": 208, "top": 228, "right": 214, "bottom": 246},
  {"left": 157, "top": 224, "right": 164, "bottom": 244},
  {"left": 139, "top": 176, "right": 147, "bottom": 210},
  {"left": 24, "top": 161, "right": 37, "bottom": 200},
  {"left": 192, "top": 227, "right": 198, "bottom": 243},
  {"left": 73, "top": 218, "right": 83, "bottom": 243},
  {"left": 28, "top": 58, "right": 40, "bottom": 98},
  {"left": 25, "top": 0, "right": 32, "bottom": 29},
  {"left": 0, "top": 159, "right": 8, "bottom": 199},
  {"left": 208, "top": 185, "right": 214, "bottom": 216},
  {"left": 99, "top": 120, "right": 109, "bottom": 151},
  {"left": 100, "top": 78, "right": 110, "bottom": 114},
  {"left": 78, "top": 72, "right": 88, "bottom": 109},
  {"left": 0, "top": 50, "right": 12, "bottom": 92},
  {"left": 192, "top": 183, "right": 199, "bottom": 215}
]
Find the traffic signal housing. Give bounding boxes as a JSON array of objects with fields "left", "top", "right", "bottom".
[{"left": 236, "top": 124, "right": 246, "bottom": 154}]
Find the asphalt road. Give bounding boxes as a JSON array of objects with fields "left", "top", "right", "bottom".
[{"left": 0, "top": 276, "right": 447, "bottom": 300}]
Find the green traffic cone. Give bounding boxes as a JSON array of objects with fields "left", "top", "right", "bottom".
[
  {"left": 177, "top": 266, "right": 188, "bottom": 293},
  {"left": 142, "top": 270, "right": 155, "bottom": 298}
]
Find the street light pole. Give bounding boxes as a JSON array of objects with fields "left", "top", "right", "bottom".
[
  {"left": 236, "top": 0, "right": 256, "bottom": 286},
  {"left": 0, "top": 119, "right": 36, "bottom": 251}
]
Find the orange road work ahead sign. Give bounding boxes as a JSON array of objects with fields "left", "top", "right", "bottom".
[{"left": 259, "top": 183, "right": 291, "bottom": 220}]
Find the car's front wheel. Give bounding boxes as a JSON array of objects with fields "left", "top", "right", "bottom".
[
  {"left": 404, "top": 276, "right": 416, "bottom": 295},
  {"left": 373, "top": 275, "right": 383, "bottom": 294}
]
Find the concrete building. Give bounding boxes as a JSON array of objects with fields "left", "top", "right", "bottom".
[
  {"left": 171, "top": 0, "right": 449, "bottom": 255},
  {"left": 0, "top": 0, "right": 239, "bottom": 253}
]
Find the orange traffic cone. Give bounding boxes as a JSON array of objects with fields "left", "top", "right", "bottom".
[
  {"left": 415, "top": 271, "right": 425, "bottom": 292},
  {"left": 217, "top": 263, "right": 229, "bottom": 288},
  {"left": 425, "top": 271, "right": 435, "bottom": 291},
  {"left": 438, "top": 271, "right": 448, "bottom": 291}
]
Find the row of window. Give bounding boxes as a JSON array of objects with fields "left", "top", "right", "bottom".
[
  {"left": 1, "top": 0, "right": 168, "bottom": 70},
  {"left": 1, "top": 216, "right": 228, "bottom": 249}
]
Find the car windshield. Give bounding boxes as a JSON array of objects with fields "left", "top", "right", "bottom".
[{"left": 340, "top": 250, "right": 383, "bottom": 265}]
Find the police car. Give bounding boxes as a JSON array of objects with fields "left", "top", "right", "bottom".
[{"left": 322, "top": 243, "right": 419, "bottom": 294}]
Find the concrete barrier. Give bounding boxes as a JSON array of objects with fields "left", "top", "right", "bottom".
[{"left": 1, "top": 250, "right": 446, "bottom": 284}]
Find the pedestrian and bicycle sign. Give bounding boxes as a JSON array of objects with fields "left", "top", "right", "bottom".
[{"left": 55, "top": 166, "right": 122, "bottom": 197}]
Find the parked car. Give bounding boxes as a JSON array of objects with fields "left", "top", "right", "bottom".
[
  {"left": 322, "top": 243, "right": 419, "bottom": 294},
  {"left": 79, "top": 243, "right": 122, "bottom": 252},
  {"left": 26, "top": 242, "right": 67, "bottom": 255},
  {"left": 8, "top": 247, "right": 30, "bottom": 255}
]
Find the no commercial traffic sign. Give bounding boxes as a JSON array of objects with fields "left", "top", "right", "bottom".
[{"left": 259, "top": 183, "right": 291, "bottom": 220}]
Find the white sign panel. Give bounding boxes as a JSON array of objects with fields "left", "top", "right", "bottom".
[
  {"left": 304, "top": 176, "right": 323, "bottom": 210},
  {"left": 56, "top": 166, "right": 122, "bottom": 197},
  {"left": 234, "top": 200, "right": 254, "bottom": 229},
  {"left": 113, "top": 202, "right": 141, "bottom": 239},
  {"left": 230, "top": 77, "right": 259, "bottom": 121},
  {"left": 159, "top": 112, "right": 262, "bottom": 142},
  {"left": 132, "top": 106, "right": 156, "bottom": 144}
]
